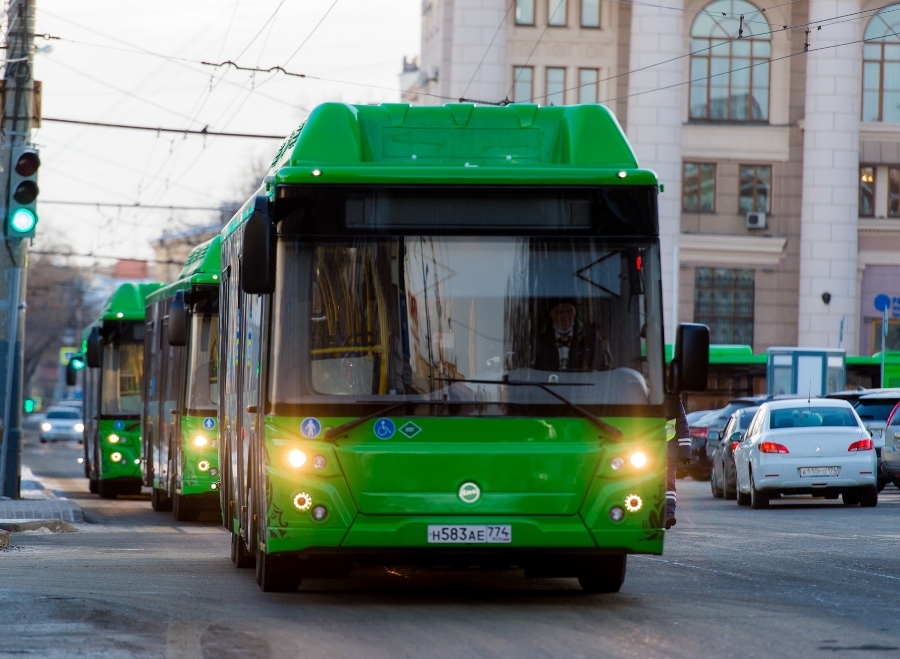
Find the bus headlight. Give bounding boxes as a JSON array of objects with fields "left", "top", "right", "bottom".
[
  {"left": 110, "top": 452, "right": 122, "bottom": 463},
  {"left": 630, "top": 451, "right": 648, "bottom": 469},
  {"left": 198, "top": 460, "right": 210, "bottom": 471},
  {"left": 293, "top": 492, "right": 312, "bottom": 511},
  {"left": 193, "top": 436, "right": 208, "bottom": 447},
  {"left": 288, "top": 449, "right": 307, "bottom": 468},
  {"left": 108, "top": 434, "right": 120, "bottom": 444}
]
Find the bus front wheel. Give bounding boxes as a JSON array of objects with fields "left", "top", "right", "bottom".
[
  {"left": 255, "top": 549, "right": 301, "bottom": 593},
  {"left": 578, "top": 555, "right": 626, "bottom": 593}
]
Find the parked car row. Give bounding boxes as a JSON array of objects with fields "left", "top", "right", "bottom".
[{"left": 701, "top": 394, "right": 892, "bottom": 508}]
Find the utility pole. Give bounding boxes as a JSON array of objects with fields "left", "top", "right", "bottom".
[{"left": 0, "top": 0, "right": 35, "bottom": 498}]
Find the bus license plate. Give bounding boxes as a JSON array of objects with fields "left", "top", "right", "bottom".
[
  {"left": 799, "top": 466, "right": 840, "bottom": 477},
  {"left": 427, "top": 525, "right": 512, "bottom": 544}
]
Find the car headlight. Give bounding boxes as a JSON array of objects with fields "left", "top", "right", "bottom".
[
  {"left": 40, "top": 422, "right": 51, "bottom": 432},
  {"left": 75, "top": 423, "right": 84, "bottom": 433}
]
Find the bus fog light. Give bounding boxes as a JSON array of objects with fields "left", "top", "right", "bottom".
[
  {"left": 108, "top": 434, "right": 120, "bottom": 444},
  {"left": 209, "top": 468, "right": 218, "bottom": 476},
  {"left": 609, "top": 506, "right": 625, "bottom": 522},
  {"left": 198, "top": 460, "right": 210, "bottom": 471},
  {"left": 610, "top": 457, "right": 624, "bottom": 471},
  {"left": 293, "top": 492, "right": 312, "bottom": 511},
  {"left": 211, "top": 482, "right": 219, "bottom": 490},
  {"left": 624, "top": 494, "right": 643, "bottom": 512},
  {"left": 630, "top": 451, "right": 647, "bottom": 468},
  {"left": 110, "top": 452, "right": 122, "bottom": 463},
  {"left": 313, "top": 455, "right": 327, "bottom": 470},
  {"left": 193, "top": 436, "right": 208, "bottom": 447},
  {"left": 311, "top": 505, "right": 328, "bottom": 521},
  {"left": 288, "top": 449, "right": 307, "bottom": 468}
]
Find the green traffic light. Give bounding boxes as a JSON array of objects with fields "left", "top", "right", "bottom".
[
  {"left": 71, "top": 358, "right": 86, "bottom": 370},
  {"left": 9, "top": 207, "right": 36, "bottom": 234},
  {"left": 23, "top": 399, "right": 34, "bottom": 414}
]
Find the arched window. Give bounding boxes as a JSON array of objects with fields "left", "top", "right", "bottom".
[
  {"left": 863, "top": 5, "right": 900, "bottom": 123},
  {"left": 689, "top": 0, "right": 771, "bottom": 122}
]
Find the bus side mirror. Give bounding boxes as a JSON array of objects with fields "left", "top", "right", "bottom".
[
  {"left": 241, "top": 195, "right": 276, "bottom": 295},
  {"left": 86, "top": 326, "right": 102, "bottom": 368},
  {"left": 670, "top": 322, "right": 709, "bottom": 393},
  {"left": 168, "top": 290, "right": 188, "bottom": 347}
]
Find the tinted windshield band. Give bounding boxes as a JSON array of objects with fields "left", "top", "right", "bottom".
[{"left": 274, "top": 185, "right": 658, "bottom": 237}]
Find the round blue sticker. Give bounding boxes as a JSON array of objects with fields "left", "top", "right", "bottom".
[
  {"left": 114, "top": 420, "right": 124, "bottom": 430},
  {"left": 203, "top": 417, "right": 216, "bottom": 430},
  {"left": 301, "top": 417, "right": 322, "bottom": 438},
  {"left": 374, "top": 418, "right": 396, "bottom": 440}
]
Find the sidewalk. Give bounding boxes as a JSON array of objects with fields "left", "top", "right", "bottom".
[{"left": 0, "top": 466, "right": 84, "bottom": 524}]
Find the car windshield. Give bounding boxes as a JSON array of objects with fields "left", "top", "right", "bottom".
[
  {"left": 737, "top": 408, "right": 759, "bottom": 430},
  {"left": 854, "top": 400, "right": 899, "bottom": 421},
  {"left": 770, "top": 407, "right": 858, "bottom": 429},
  {"left": 269, "top": 236, "right": 664, "bottom": 412},
  {"left": 46, "top": 409, "right": 80, "bottom": 419}
]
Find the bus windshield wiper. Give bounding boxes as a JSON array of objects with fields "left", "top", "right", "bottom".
[
  {"left": 324, "top": 401, "right": 407, "bottom": 441},
  {"left": 435, "top": 377, "right": 623, "bottom": 441}
]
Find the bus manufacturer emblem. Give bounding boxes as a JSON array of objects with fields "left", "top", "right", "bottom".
[
  {"left": 399, "top": 421, "right": 421, "bottom": 438},
  {"left": 458, "top": 482, "right": 481, "bottom": 503}
]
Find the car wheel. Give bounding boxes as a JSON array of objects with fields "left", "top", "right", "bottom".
[
  {"left": 710, "top": 468, "right": 723, "bottom": 498},
  {"left": 860, "top": 486, "right": 878, "bottom": 508},
  {"left": 736, "top": 479, "right": 750, "bottom": 506},
  {"left": 893, "top": 478, "right": 900, "bottom": 489},
  {"left": 578, "top": 555, "right": 626, "bottom": 594},
  {"left": 39, "top": 437, "right": 46, "bottom": 444},
  {"left": 842, "top": 490, "right": 861, "bottom": 505},
  {"left": 877, "top": 476, "right": 887, "bottom": 492},
  {"left": 750, "top": 471, "right": 769, "bottom": 509}
]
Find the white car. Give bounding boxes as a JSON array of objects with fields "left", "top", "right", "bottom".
[
  {"left": 733, "top": 398, "right": 877, "bottom": 509},
  {"left": 39, "top": 406, "right": 85, "bottom": 443}
]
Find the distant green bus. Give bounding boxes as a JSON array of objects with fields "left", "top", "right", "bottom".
[
  {"left": 220, "top": 102, "right": 708, "bottom": 593},
  {"left": 79, "top": 282, "right": 162, "bottom": 499},
  {"left": 142, "top": 236, "right": 221, "bottom": 521}
]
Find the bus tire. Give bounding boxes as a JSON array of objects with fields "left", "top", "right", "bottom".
[
  {"left": 231, "top": 532, "right": 255, "bottom": 569},
  {"left": 173, "top": 493, "right": 200, "bottom": 522},
  {"left": 98, "top": 480, "right": 117, "bottom": 500},
  {"left": 88, "top": 478, "right": 98, "bottom": 495},
  {"left": 151, "top": 486, "right": 173, "bottom": 512},
  {"left": 578, "top": 555, "right": 626, "bottom": 594},
  {"left": 256, "top": 549, "right": 301, "bottom": 593}
]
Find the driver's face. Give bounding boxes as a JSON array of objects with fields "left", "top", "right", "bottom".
[{"left": 550, "top": 303, "right": 576, "bottom": 331}]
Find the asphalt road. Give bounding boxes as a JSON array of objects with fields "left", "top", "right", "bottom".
[{"left": 2, "top": 435, "right": 899, "bottom": 658}]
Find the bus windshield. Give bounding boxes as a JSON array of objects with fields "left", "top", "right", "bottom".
[
  {"left": 101, "top": 342, "right": 143, "bottom": 415},
  {"left": 185, "top": 312, "right": 219, "bottom": 413},
  {"left": 270, "top": 236, "right": 664, "bottom": 411}
]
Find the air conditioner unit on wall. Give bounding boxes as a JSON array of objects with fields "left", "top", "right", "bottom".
[{"left": 746, "top": 211, "right": 767, "bottom": 229}]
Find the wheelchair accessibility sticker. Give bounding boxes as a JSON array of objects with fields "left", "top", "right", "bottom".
[
  {"left": 203, "top": 417, "right": 216, "bottom": 430},
  {"left": 374, "top": 418, "right": 395, "bottom": 440},
  {"left": 301, "top": 417, "right": 322, "bottom": 438}
]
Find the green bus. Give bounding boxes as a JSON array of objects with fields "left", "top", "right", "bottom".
[
  {"left": 220, "top": 103, "right": 708, "bottom": 592},
  {"left": 79, "top": 282, "right": 162, "bottom": 499},
  {"left": 142, "top": 236, "right": 221, "bottom": 521}
]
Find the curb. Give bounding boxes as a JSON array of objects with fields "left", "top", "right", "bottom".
[
  {"left": 0, "top": 519, "right": 78, "bottom": 533},
  {"left": 0, "top": 529, "right": 7, "bottom": 547}
]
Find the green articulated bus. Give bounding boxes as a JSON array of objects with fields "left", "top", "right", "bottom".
[
  {"left": 79, "top": 282, "right": 162, "bottom": 499},
  {"left": 142, "top": 236, "right": 222, "bottom": 521},
  {"left": 220, "top": 102, "right": 709, "bottom": 592}
]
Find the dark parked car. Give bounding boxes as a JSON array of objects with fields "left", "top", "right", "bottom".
[
  {"left": 688, "top": 397, "right": 767, "bottom": 481},
  {"left": 881, "top": 401, "right": 900, "bottom": 489},
  {"left": 851, "top": 390, "right": 900, "bottom": 490},
  {"left": 710, "top": 406, "right": 759, "bottom": 499}
]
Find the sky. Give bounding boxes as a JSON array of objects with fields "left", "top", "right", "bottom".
[{"left": 30, "top": 0, "right": 422, "bottom": 264}]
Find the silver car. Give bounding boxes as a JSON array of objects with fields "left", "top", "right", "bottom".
[{"left": 39, "top": 406, "right": 84, "bottom": 443}]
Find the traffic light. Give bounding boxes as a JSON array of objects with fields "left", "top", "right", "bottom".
[
  {"left": 23, "top": 399, "right": 34, "bottom": 414},
  {"left": 6, "top": 146, "right": 40, "bottom": 238},
  {"left": 66, "top": 355, "right": 86, "bottom": 386}
]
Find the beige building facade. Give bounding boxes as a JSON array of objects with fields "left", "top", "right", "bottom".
[{"left": 407, "top": 0, "right": 900, "bottom": 356}]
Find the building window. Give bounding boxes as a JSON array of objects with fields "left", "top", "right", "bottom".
[
  {"left": 739, "top": 164, "right": 771, "bottom": 213},
  {"left": 689, "top": 0, "right": 770, "bottom": 122},
  {"left": 546, "top": 67, "right": 566, "bottom": 105},
  {"left": 863, "top": 5, "right": 900, "bottom": 122},
  {"left": 549, "top": 0, "right": 567, "bottom": 26},
  {"left": 694, "top": 268, "right": 755, "bottom": 345},
  {"left": 581, "top": 0, "right": 600, "bottom": 27},
  {"left": 516, "top": 0, "right": 535, "bottom": 26},
  {"left": 890, "top": 168, "right": 900, "bottom": 217},
  {"left": 683, "top": 163, "right": 716, "bottom": 212},
  {"left": 512, "top": 66, "right": 533, "bottom": 103},
  {"left": 578, "top": 68, "right": 599, "bottom": 103},
  {"left": 860, "top": 166, "right": 876, "bottom": 217}
]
